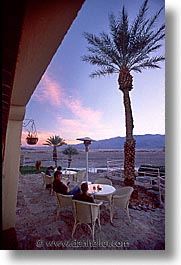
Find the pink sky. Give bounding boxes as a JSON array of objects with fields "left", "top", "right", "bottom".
[{"left": 22, "top": 74, "right": 114, "bottom": 145}]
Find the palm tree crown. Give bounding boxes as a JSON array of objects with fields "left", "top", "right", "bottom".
[
  {"left": 63, "top": 145, "right": 79, "bottom": 158},
  {"left": 82, "top": 0, "right": 165, "bottom": 81},
  {"left": 43, "top": 135, "right": 66, "bottom": 167},
  {"left": 63, "top": 145, "right": 79, "bottom": 168},
  {"left": 43, "top": 135, "right": 66, "bottom": 147}
]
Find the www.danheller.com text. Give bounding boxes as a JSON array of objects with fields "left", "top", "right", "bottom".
[{"left": 36, "top": 239, "right": 129, "bottom": 249}]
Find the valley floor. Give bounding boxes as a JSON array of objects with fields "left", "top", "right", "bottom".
[{"left": 21, "top": 149, "right": 165, "bottom": 169}]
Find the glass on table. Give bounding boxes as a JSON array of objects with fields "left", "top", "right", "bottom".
[
  {"left": 93, "top": 186, "right": 96, "bottom": 192},
  {"left": 97, "top": 184, "right": 102, "bottom": 191}
]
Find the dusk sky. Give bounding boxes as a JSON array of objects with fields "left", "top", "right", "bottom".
[{"left": 22, "top": 0, "right": 165, "bottom": 146}]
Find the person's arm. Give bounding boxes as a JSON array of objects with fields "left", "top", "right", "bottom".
[
  {"left": 90, "top": 196, "right": 94, "bottom": 203},
  {"left": 61, "top": 182, "right": 69, "bottom": 194},
  {"left": 46, "top": 170, "right": 51, "bottom": 176}
]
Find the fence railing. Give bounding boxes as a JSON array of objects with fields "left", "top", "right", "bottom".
[{"left": 107, "top": 159, "right": 124, "bottom": 179}]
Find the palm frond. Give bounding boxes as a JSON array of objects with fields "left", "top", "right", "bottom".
[
  {"left": 82, "top": 0, "right": 165, "bottom": 76},
  {"left": 63, "top": 145, "right": 79, "bottom": 156},
  {"left": 83, "top": 32, "right": 122, "bottom": 68},
  {"left": 43, "top": 135, "right": 66, "bottom": 147},
  {"left": 89, "top": 67, "right": 118, "bottom": 78},
  {"left": 145, "top": 6, "right": 164, "bottom": 34},
  {"left": 109, "top": 8, "right": 129, "bottom": 64},
  {"left": 127, "top": 23, "right": 165, "bottom": 70},
  {"left": 130, "top": 56, "right": 165, "bottom": 72},
  {"left": 82, "top": 54, "right": 119, "bottom": 71},
  {"left": 130, "top": 0, "right": 148, "bottom": 37},
  {"left": 118, "top": 6, "right": 129, "bottom": 58}
]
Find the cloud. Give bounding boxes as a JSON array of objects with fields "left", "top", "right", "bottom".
[
  {"left": 33, "top": 74, "right": 65, "bottom": 106},
  {"left": 33, "top": 73, "right": 103, "bottom": 121},
  {"left": 29, "top": 74, "right": 114, "bottom": 142},
  {"left": 56, "top": 116, "right": 115, "bottom": 142},
  {"left": 64, "top": 98, "right": 102, "bottom": 123},
  {"left": 56, "top": 97, "right": 105, "bottom": 140},
  {"left": 57, "top": 118, "right": 92, "bottom": 137}
]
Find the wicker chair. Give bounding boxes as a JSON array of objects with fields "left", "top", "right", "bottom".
[
  {"left": 94, "top": 178, "right": 112, "bottom": 186},
  {"left": 56, "top": 193, "right": 73, "bottom": 220},
  {"left": 72, "top": 200, "right": 102, "bottom": 240},
  {"left": 75, "top": 170, "right": 86, "bottom": 184},
  {"left": 41, "top": 172, "right": 46, "bottom": 187},
  {"left": 44, "top": 174, "right": 54, "bottom": 195},
  {"left": 110, "top": 186, "right": 134, "bottom": 223}
]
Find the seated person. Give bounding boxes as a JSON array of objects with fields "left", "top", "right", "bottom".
[
  {"left": 53, "top": 171, "right": 80, "bottom": 196},
  {"left": 57, "top": 166, "right": 62, "bottom": 172},
  {"left": 54, "top": 166, "right": 62, "bottom": 175},
  {"left": 73, "top": 182, "right": 94, "bottom": 203},
  {"left": 45, "top": 166, "right": 54, "bottom": 176}
]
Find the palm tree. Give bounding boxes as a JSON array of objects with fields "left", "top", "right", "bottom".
[
  {"left": 43, "top": 135, "right": 67, "bottom": 167},
  {"left": 82, "top": 0, "right": 165, "bottom": 186},
  {"left": 63, "top": 145, "right": 79, "bottom": 168}
]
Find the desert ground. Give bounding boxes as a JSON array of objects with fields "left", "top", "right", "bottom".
[
  {"left": 21, "top": 148, "right": 165, "bottom": 169},
  {"left": 15, "top": 148, "right": 165, "bottom": 250},
  {"left": 15, "top": 171, "right": 165, "bottom": 250}
]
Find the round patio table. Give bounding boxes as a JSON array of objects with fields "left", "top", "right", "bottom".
[
  {"left": 62, "top": 170, "right": 77, "bottom": 181},
  {"left": 88, "top": 184, "right": 116, "bottom": 203}
]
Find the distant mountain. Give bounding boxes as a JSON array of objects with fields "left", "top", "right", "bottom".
[
  {"left": 21, "top": 134, "right": 165, "bottom": 151},
  {"left": 73, "top": 134, "right": 165, "bottom": 150}
]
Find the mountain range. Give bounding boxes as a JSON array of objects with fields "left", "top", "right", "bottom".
[
  {"left": 72, "top": 134, "right": 165, "bottom": 150},
  {"left": 21, "top": 134, "right": 165, "bottom": 151}
]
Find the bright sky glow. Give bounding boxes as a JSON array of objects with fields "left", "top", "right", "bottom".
[{"left": 22, "top": 0, "right": 165, "bottom": 146}]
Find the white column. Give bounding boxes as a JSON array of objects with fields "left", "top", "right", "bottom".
[
  {"left": 86, "top": 150, "right": 89, "bottom": 182},
  {"left": 2, "top": 105, "right": 25, "bottom": 230}
]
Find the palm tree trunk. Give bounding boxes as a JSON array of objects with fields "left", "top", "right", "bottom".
[
  {"left": 122, "top": 89, "right": 136, "bottom": 186},
  {"left": 68, "top": 157, "right": 72, "bottom": 168},
  {"left": 53, "top": 146, "right": 57, "bottom": 167},
  {"left": 118, "top": 66, "right": 136, "bottom": 186}
]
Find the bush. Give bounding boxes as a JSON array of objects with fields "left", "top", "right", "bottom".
[
  {"left": 35, "top": 160, "right": 41, "bottom": 171},
  {"left": 20, "top": 166, "right": 46, "bottom": 175}
]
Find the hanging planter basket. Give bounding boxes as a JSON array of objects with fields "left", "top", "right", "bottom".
[
  {"left": 23, "top": 119, "right": 39, "bottom": 145},
  {"left": 26, "top": 137, "right": 38, "bottom": 145}
]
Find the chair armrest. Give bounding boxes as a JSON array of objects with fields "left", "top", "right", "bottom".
[
  {"left": 95, "top": 201, "right": 103, "bottom": 206},
  {"left": 113, "top": 194, "right": 128, "bottom": 199}
]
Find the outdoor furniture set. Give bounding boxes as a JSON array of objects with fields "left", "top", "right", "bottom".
[
  {"left": 54, "top": 178, "right": 133, "bottom": 241},
  {"left": 41, "top": 166, "right": 164, "bottom": 240}
]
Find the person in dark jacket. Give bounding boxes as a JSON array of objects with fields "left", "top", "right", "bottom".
[
  {"left": 45, "top": 166, "right": 54, "bottom": 176},
  {"left": 57, "top": 166, "right": 62, "bottom": 172},
  {"left": 53, "top": 171, "right": 80, "bottom": 195},
  {"left": 73, "top": 182, "right": 94, "bottom": 203}
]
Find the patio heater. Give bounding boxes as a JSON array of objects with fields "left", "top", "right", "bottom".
[{"left": 76, "top": 137, "right": 95, "bottom": 183}]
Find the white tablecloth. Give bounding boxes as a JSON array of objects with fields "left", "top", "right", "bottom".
[{"left": 88, "top": 184, "right": 115, "bottom": 196}]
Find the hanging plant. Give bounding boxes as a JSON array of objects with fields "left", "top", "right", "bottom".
[
  {"left": 23, "top": 119, "right": 39, "bottom": 145},
  {"left": 26, "top": 132, "right": 38, "bottom": 145}
]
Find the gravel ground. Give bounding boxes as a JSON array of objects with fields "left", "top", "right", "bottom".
[{"left": 15, "top": 172, "right": 165, "bottom": 250}]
